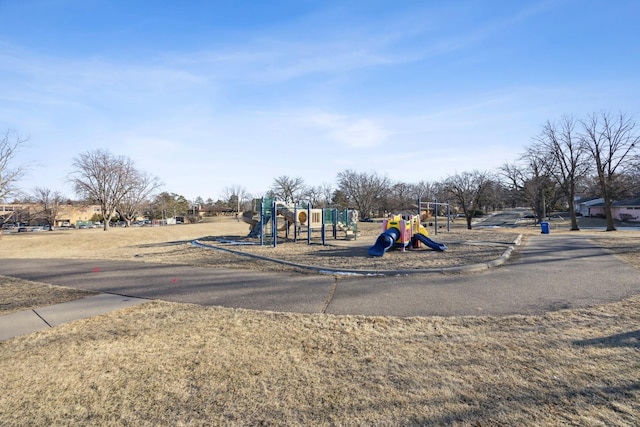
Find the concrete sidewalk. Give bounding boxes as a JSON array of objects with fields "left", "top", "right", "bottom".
[
  {"left": 2, "top": 233, "right": 639, "bottom": 339},
  {"left": 0, "top": 293, "right": 149, "bottom": 341},
  {"left": 0, "top": 241, "right": 516, "bottom": 342}
]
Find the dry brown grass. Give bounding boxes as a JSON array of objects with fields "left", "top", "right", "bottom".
[
  {"left": 0, "top": 218, "right": 249, "bottom": 261},
  {"left": 588, "top": 233, "right": 640, "bottom": 267},
  {"left": 0, "top": 219, "right": 520, "bottom": 272},
  {"left": 0, "top": 277, "right": 96, "bottom": 315},
  {"left": 1, "top": 217, "right": 639, "bottom": 425},
  {"left": 1, "top": 295, "right": 638, "bottom": 426}
]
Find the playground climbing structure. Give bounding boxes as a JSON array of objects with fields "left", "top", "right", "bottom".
[
  {"left": 368, "top": 215, "right": 447, "bottom": 257},
  {"left": 243, "top": 198, "right": 358, "bottom": 247}
]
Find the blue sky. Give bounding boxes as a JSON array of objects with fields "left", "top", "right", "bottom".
[{"left": 1, "top": 0, "right": 639, "bottom": 202}]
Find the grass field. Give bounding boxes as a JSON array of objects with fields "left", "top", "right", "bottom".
[{"left": 1, "top": 218, "right": 639, "bottom": 426}]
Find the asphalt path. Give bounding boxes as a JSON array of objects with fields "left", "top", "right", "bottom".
[
  {"left": 1, "top": 233, "right": 639, "bottom": 317},
  {"left": 475, "top": 209, "right": 526, "bottom": 228}
]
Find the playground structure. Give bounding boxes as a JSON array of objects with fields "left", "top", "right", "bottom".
[
  {"left": 242, "top": 198, "right": 358, "bottom": 247},
  {"left": 368, "top": 214, "right": 447, "bottom": 257},
  {"left": 416, "top": 197, "right": 451, "bottom": 235}
]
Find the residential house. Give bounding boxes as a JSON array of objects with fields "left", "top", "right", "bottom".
[
  {"left": 576, "top": 197, "right": 640, "bottom": 222},
  {"left": 611, "top": 197, "right": 640, "bottom": 222},
  {"left": 575, "top": 197, "right": 604, "bottom": 218},
  {"left": 0, "top": 203, "right": 103, "bottom": 227}
]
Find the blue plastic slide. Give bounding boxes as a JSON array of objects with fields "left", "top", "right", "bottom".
[
  {"left": 413, "top": 233, "right": 447, "bottom": 251},
  {"left": 368, "top": 228, "right": 401, "bottom": 257},
  {"left": 248, "top": 215, "right": 271, "bottom": 238}
]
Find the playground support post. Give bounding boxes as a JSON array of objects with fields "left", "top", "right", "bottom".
[
  {"left": 259, "top": 199, "right": 265, "bottom": 246},
  {"left": 293, "top": 205, "right": 298, "bottom": 242},
  {"left": 417, "top": 197, "right": 451, "bottom": 235},
  {"left": 307, "top": 202, "right": 312, "bottom": 246},
  {"left": 321, "top": 209, "right": 326, "bottom": 245},
  {"left": 434, "top": 198, "right": 438, "bottom": 235},
  {"left": 272, "top": 200, "right": 277, "bottom": 248},
  {"left": 284, "top": 205, "right": 290, "bottom": 240}
]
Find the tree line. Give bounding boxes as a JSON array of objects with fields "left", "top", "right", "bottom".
[
  {"left": 1, "top": 112, "right": 638, "bottom": 231},
  {"left": 260, "top": 112, "right": 640, "bottom": 231}
]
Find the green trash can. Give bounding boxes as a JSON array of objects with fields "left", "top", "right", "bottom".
[{"left": 540, "top": 221, "right": 550, "bottom": 234}]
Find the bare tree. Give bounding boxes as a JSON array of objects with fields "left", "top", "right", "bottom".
[
  {"left": 331, "top": 189, "right": 350, "bottom": 209},
  {"left": 117, "top": 171, "right": 162, "bottom": 226},
  {"left": 411, "top": 180, "right": 437, "bottom": 201},
  {"left": 499, "top": 161, "right": 530, "bottom": 208},
  {"left": 387, "top": 182, "right": 414, "bottom": 213},
  {"left": 303, "top": 185, "right": 324, "bottom": 207},
  {"left": 271, "top": 176, "right": 305, "bottom": 204},
  {"left": 221, "top": 185, "right": 250, "bottom": 215},
  {"left": 149, "top": 192, "right": 190, "bottom": 220},
  {"left": 535, "top": 115, "right": 588, "bottom": 230},
  {"left": 581, "top": 112, "right": 640, "bottom": 231},
  {"left": 0, "top": 130, "right": 29, "bottom": 201},
  {"left": 336, "top": 169, "right": 391, "bottom": 220},
  {"left": 319, "top": 182, "right": 334, "bottom": 207},
  {"left": 480, "top": 179, "right": 508, "bottom": 213},
  {"left": 500, "top": 149, "right": 560, "bottom": 224},
  {"left": 69, "top": 150, "right": 139, "bottom": 231},
  {"left": 445, "top": 170, "right": 494, "bottom": 229},
  {"left": 32, "top": 187, "right": 64, "bottom": 228}
]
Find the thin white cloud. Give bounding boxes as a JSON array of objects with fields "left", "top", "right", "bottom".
[
  {"left": 155, "top": 3, "right": 528, "bottom": 84},
  {"left": 301, "top": 113, "right": 388, "bottom": 149},
  {"left": 2, "top": 0, "right": 638, "bottom": 202}
]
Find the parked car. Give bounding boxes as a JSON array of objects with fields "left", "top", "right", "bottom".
[{"left": 18, "top": 227, "right": 28, "bottom": 232}]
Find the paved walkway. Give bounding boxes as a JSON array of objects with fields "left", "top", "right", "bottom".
[
  {"left": 0, "top": 294, "right": 148, "bottom": 341},
  {"left": 1, "top": 234, "right": 639, "bottom": 340}
]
